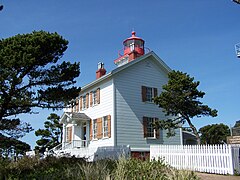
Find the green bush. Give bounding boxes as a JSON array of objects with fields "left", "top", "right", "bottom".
[
  {"left": 0, "top": 156, "right": 199, "bottom": 180},
  {"left": 113, "top": 158, "right": 199, "bottom": 180}
]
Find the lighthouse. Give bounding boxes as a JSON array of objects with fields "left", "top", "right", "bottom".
[{"left": 114, "top": 31, "right": 145, "bottom": 67}]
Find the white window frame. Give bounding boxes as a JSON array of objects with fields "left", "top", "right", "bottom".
[
  {"left": 93, "top": 119, "right": 97, "bottom": 139},
  {"left": 146, "top": 117, "right": 156, "bottom": 138},
  {"left": 102, "top": 116, "right": 108, "bottom": 138},
  {"left": 92, "top": 90, "right": 97, "bottom": 106},
  {"left": 146, "top": 87, "right": 154, "bottom": 102}
]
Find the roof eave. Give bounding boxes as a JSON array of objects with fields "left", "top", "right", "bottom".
[
  {"left": 80, "top": 51, "right": 171, "bottom": 93},
  {"left": 80, "top": 72, "right": 112, "bottom": 92}
]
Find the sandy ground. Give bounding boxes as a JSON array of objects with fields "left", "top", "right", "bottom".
[{"left": 196, "top": 172, "right": 240, "bottom": 180}]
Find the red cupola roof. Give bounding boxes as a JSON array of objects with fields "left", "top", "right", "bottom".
[
  {"left": 114, "top": 31, "right": 145, "bottom": 67},
  {"left": 123, "top": 31, "right": 145, "bottom": 44}
]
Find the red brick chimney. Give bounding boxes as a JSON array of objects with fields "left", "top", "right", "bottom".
[{"left": 96, "top": 62, "right": 106, "bottom": 79}]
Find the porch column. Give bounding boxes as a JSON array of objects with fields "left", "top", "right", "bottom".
[
  {"left": 62, "top": 124, "right": 67, "bottom": 149},
  {"left": 86, "top": 121, "right": 90, "bottom": 146},
  {"left": 72, "top": 123, "right": 76, "bottom": 148},
  {"left": 78, "top": 122, "right": 82, "bottom": 147}
]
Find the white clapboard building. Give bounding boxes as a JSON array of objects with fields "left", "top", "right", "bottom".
[{"left": 51, "top": 32, "right": 183, "bottom": 161}]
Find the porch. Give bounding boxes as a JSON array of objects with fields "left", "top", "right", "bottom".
[
  {"left": 47, "top": 141, "right": 131, "bottom": 161},
  {"left": 60, "top": 112, "right": 91, "bottom": 149},
  {"left": 47, "top": 139, "right": 96, "bottom": 160}
]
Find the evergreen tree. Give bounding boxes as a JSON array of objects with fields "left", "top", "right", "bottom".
[
  {"left": 154, "top": 70, "right": 217, "bottom": 144},
  {"left": 199, "top": 123, "right": 230, "bottom": 144},
  {"left": 35, "top": 113, "right": 62, "bottom": 153},
  {"left": 0, "top": 31, "right": 80, "bottom": 138},
  {"left": 0, "top": 134, "right": 31, "bottom": 158}
]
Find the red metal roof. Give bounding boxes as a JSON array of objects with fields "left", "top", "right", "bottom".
[{"left": 123, "top": 31, "right": 144, "bottom": 44}]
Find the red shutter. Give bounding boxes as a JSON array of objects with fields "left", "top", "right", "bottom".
[
  {"left": 154, "top": 88, "right": 158, "bottom": 98},
  {"left": 75, "top": 98, "right": 79, "bottom": 112},
  {"left": 90, "top": 120, "right": 93, "bottom": 140},
  {"left": 97, "top": 88, "right": 100, "bottom": 104},
  {"left": 90, "top": 92, "right": 93, "bottom": 107},
  {"left": 80, "top": 96, "right": 83, "bottom": 111},
  {"left": 143, "top": 117, "right": 147, "bottom": 138},
  {"left": 107, "top": 115, "right": 111, "bottom": 138},
  {"left": 67, "top": 127, "right": 72, "bottom": 142},
  {"left": 97, "top": 118, "right": 102, "bottom": 139},
  {"left": 86, "top": 93, "right": 89, "bottom": 108},
  {"left": 142, "top": 86, "right": 147, "bottom": 102}
]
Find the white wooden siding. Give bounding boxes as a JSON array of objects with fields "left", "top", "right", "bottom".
[
  {"left": 79, "top": 79, "right": 114, "bottom": 148},
  {"left": 114, "top": 56, "right": 181, "bottom": 149}
]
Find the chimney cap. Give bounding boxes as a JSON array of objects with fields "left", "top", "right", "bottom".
[{"left": 97, "top": 62, "right": 104, "bottom": 69}]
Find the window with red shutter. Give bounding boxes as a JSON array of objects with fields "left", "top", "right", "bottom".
[
  {"left": 102, "top": 115, "right": 111, "bottom": 138},
  {"left": 142, "top": 86, "right": 158, "bottom": 102},
  {"left": 143, "top": 117, "right": 160, "bottom": 139}
]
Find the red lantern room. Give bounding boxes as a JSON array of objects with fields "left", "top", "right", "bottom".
[{"left": 114, "top": 31, "right": 145, "bottom": 66}]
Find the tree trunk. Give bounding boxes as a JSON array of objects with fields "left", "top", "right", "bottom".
[{"left": 185, "top": 118, "right": 201, "bottom": 145}]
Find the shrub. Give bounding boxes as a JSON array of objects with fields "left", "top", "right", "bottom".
[
  {"left": 113, "top": 158, "right": 169, "bottom": 179},
  {"left": 113, "top": 158, "right": 199, "bottom": 180},
  {"left": 0, "top": 156, "right": 199, "bottom": 179}
]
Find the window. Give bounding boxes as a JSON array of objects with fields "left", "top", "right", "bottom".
[
  {"left": 90, "top": 88, "right": 100, "bottom": 107},
  {"left": 80, "top": 88, "right": 100, "bottom": 109},
  {"left": 130, "top": 42, "right": 135, "bottom": 52},
  {"left": 93, "top": 119, "right": 97, "bottom": 139},
  {"left": 146, "top": 87, "right": 154, "bottom": 102},
  {"left": 92, "top": 90, "right": 97, "bottom": 106},
  {"left": 143, "top": 117, "right": 159, "bottom": 139},
  {"left": 90, "top": 115, "right": 111, "bottom": 140},
  {"left": 146, "top": 117, "right": 155, "bottom": 138},
  {"left": 142, "top": 86, "right": 158, "bottom": 102},
  {"left": 102, "top": 116, "right": 108, "bottom": 137}
]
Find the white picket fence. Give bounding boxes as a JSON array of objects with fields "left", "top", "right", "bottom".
[{"left": 150, "top": 144, "right": 240, "bottom": 175}]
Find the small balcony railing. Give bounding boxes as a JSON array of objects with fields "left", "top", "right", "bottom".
[{"left": 63, "top": 140, "right": 89, "bottom": 149}]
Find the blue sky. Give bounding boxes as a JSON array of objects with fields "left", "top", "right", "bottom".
[{"left": 1, "top": 1, "right": 240, "bottom": 148}]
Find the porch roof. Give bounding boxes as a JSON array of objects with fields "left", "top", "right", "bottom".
[{"left": 60, "top": 112, "right": 91, "bottom": 124}]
